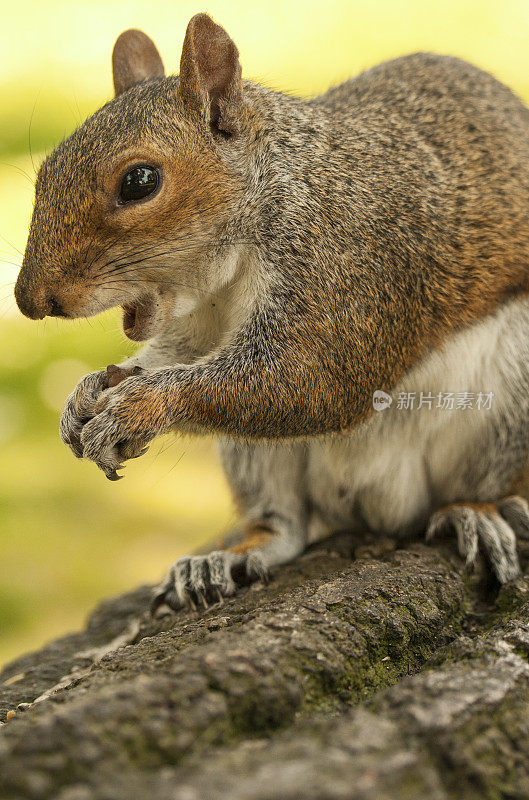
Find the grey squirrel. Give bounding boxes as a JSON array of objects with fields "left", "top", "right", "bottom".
[{"left": 14, "top": 13, "right": 529, "bottom": 610}]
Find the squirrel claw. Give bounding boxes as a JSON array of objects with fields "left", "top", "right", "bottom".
[
  {"left": 105, "top": 467, "right": 124, "bottom": 481},
  {"left": 214, "top": 588, "right": 224, "bottom": 605},
  {"left": 186, "top": 594, "right": 197, "bottom": 612},
  {"left": 149, "top": 591, "right": 171, "bottom": 617}
]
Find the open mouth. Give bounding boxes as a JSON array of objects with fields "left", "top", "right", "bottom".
[{"left": 122, "top": 295, "right": 160, "bottom": 341}]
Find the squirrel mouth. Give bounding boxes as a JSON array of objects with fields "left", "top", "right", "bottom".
[{"left": 122, "top": 297, "right": 159, "bottom": 341}]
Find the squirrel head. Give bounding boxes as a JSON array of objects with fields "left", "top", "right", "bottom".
[{"left": 15, "top": 14, "right": 252, "bottom": 341}]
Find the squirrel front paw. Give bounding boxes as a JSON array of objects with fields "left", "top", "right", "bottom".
[
  {"left": 79, "top": 369, "right": 167, "bottom": 480},
  {"left": 151, "top": 550, "right": 269, "bottom": 613},
  {"left": 61, "top": 365, "right": 151, "bottom": 479},
  {"left": 426, "top": 496, "right": 528, "bottom": 582},
  {"left": 60, "top": 369, "right": 109, "bottom": 458}
]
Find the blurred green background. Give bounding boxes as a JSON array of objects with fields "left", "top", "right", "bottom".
[{"left": 2, "top": 0, "right": 529, "bottom": 666}]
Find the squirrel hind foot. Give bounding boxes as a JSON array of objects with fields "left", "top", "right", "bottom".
[
  {"left": 150, "top": 550, "right": 269, "bottom": 614},
  {"left": 426, "top": 497, "right": 527, "bottom": 583}
]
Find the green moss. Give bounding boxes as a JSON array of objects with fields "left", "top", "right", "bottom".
[{"left": 295, "top": 586, "right": 465, "bottom": 714}]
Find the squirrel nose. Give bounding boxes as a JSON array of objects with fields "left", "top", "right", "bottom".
[
  {"left": 14, "top": 277, "right": 47, "bottom": 319},
  {"left": 14, "top": 275, "right": 67, "bottom": 320},
  {"left": 15, "top": 250, "right": 70, "bottom": 319}
]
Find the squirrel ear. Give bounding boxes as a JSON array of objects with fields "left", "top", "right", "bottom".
[
  {"left": 112, "top": 29, "right": 165, "bottom": 96},
  {"left": 179, "top": 13, "right": 242, "bottom": 136}
]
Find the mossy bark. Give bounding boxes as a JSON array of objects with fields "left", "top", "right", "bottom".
[{"left": 1, "top": 530, "right": 529, "bottom": 799}]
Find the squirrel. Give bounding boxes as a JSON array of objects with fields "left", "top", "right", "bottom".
[{"left": 14, "top": 12, "right": 529, "bottom": 610}]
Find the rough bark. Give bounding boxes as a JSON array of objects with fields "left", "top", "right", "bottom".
[{"left": 1, "top": 529, "right": 529, "bottom": 800}]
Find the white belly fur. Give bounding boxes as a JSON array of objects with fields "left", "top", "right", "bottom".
[{"left": 307, "top": 295, "right": 529, "bottom": 535}]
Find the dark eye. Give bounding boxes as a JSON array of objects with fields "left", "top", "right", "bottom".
[{"left": 119, "top": 165, "right": 159, "bottom": 203}]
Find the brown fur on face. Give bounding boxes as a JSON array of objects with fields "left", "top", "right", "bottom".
[
  {"left": 15, "top": 21, "right": 247, "bottom": 326},
  {"left": 15, "top": 14, "right": 248, "bottom": 318}
]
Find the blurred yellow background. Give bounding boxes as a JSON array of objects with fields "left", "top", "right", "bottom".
[{"left": 2, "top": 0, "right": 529, "bottom": 666}]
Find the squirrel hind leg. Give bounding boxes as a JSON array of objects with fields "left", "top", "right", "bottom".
[
  {"left": 151, "top": 442, "right": 310, "bottom": 614},
  {"left": 425, "top": 498, "right": 527, "bottom": 583}
]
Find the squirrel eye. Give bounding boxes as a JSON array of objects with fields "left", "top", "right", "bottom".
[{"left": 119, "top": 165, "right": 159, "bottom": 203}]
